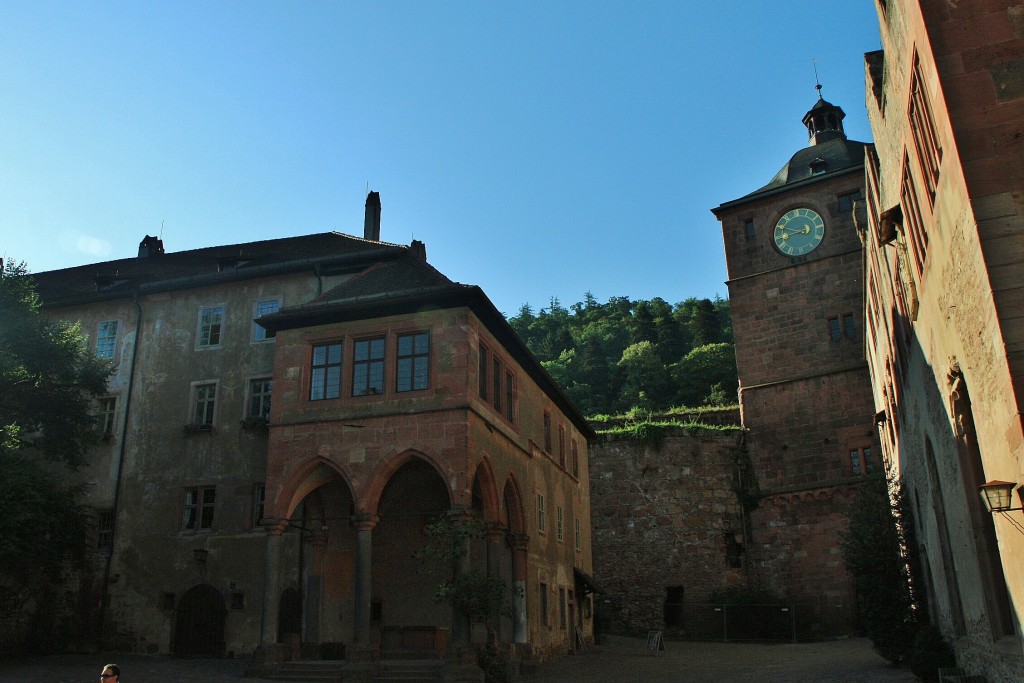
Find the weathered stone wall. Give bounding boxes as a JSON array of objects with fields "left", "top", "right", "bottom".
[
  {"left": 589, "top": 425, "right": 747, "bottom": 636},
  {"left": 862, "top": 2, "right": 1024, "bottom": 681}
]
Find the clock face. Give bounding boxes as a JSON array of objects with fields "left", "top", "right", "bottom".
[{"left": 773, "top": 208, "right": 825, "bottom": 256}]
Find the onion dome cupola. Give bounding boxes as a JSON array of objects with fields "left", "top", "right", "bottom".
[
  {"left": 730, "top": 88, "right": 865, "bottom": 200},
  {"left": 802, "top": 86, "right": 847, "bottom": 145}
]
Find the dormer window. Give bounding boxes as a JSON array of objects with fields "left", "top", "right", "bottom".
[
  {"left": 810, "top": 157, "right": 828, "bottom": 175},
  {"left": 94, "top": 274, "right": 130, "bottom": 291},
  {"left": 216, "top": 256, "right": 256, "bottom": 273}
]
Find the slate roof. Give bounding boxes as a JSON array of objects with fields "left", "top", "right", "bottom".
[
  {"left": 28, "top": 230, "right": 596, "bottom": 439},
  {"left": 312, "top": 252, "right": 460, "bottom": 304},
  {"left": 31, "top": 232, "right": 408, "bottom": 307},
  {"left": 750, "top": 136, "right": 867, "bottom": 196},
  {"left": 259, "top": 253, "right": 598, "bottom": 440}
]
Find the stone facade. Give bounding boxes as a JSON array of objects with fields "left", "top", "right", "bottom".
[
  {"left": 589, "top": 425, "right": 747, "bottom": 637},
  {"left": 861, "top": 1, "right": 1024, "bottom": 680},
  {"left": 24, "top": 221, "right": 595, "bottom": 666},
  {"left": 711, "top": 96, "right": 882, "bottom": 637}
]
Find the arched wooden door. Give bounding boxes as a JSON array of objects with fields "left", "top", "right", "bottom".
[{"left": 174, "top": 584, "right": 226, "bottom": 656}]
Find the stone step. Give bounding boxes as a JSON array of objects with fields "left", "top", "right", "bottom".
[
  {"left": 374, "top": 659, "right": 443, "bottom": 682},
  {"left": 262, "top": 660, "right": 347, "bottom": 682}
]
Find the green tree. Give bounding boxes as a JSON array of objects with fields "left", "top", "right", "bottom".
[
  {"left": 1, "top": 260, "right": 112, "bottom": 467},
  {"left": 514, "top": 292, "right": 734, "bottom": 416},
  {"left": 841, "top": 477, "right": 919, "bottom": 664},
  {"left": 629, "top": 301, "right": 657, "bottom": 345},
  {"left": 0, "top": 259, "right": 112, "bottom": 650},
  {"left": 670, "top": 342, "right": 738, "bottom": 408},
  {"left": 508, "top": 303, "right": 536, "bottom": 344},
  {"left": 616, "top": 341, "right": 671, "bottom": 412}
]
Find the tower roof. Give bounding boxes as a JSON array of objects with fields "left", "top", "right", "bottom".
[{"left": 712, "top": 95, "right": 866, "bottom": 213}]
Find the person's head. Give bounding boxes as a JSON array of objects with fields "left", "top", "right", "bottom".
[{"left": 100, "top": 663, "right": 120, "bottom": 682}]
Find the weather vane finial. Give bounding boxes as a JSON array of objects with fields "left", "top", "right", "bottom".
[{"left": 813, "top": 59, "right": 823, "bottom": 100}]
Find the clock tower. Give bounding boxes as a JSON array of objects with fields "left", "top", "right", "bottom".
[{"left": 712, "top": 94, "right": 881, "bottom": 637}]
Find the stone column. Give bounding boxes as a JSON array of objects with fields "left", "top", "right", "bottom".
[
  {"left": 305, "top": 531, "right": 328, "bottom": 645},
  {"left": 486, "top": 523, "right": 508, "bottom": 643},
  {"left": 352, "top": 514, "right": 378, "bottom": 646},
  {"left": 260, "top": 523, "right": 285, "bottom": 646},
  {"left": 486, "top": 523, "right": 505, "bottom": 580},
  {"left": 447, "top": 509, "right": 473, "bottom": 652},
  {"left": 508, "top": 532, "right": 529, "bottom": 644}
]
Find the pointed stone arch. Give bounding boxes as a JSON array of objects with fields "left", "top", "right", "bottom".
[
  {"left": 502, "top": 475, "right": 527, "bottom": 535},
  {"left": 471, "top": 456, "right": 502, "bottom": 524},
  {"left": 271, "top": 456, "right": 355, "bottom": 524},
  {"left": 502, "top": 474, "right": 529, "bottom": 643},
  {"left": 363, "top": 448, "right": 453, "bottom": 515}
]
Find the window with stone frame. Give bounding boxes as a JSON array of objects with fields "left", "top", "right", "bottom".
[
  {"left": 574, "top": 516, "right": 581, "bottom": 551},
  {"left": 536, "top": 493, "right": 546, "bottom": 534},
  {"left": 95, "top": 320, "right": 118, "bottom": 359},
  {"left": 909, "top": 52, "right": 942, "bottom": 204},
  {"left": 252, "top": 484, "right": 266, "bottom": 528},
  {"left": 182, "top": 487, "right": 216, "bottom": 531},
  {"left": 504, "top": 370, "right": 515, "bottom": 423},
  {"left": 252, "top": 298, "right": 280, "bottom": 341},
  {"left": 248, "top": 378, "right": 272, "bottom": 419},
  {"left": 837, "top": 189, "right": 864, "bottom": 215},
  {"left": 556, "top": 505, "right": 564, "bottom": 541},
  {"left": 539, "top": 583, "right": 549, "bottom": 626},
  {"left": 901, "top": 158, "right": 929, "bottom": 278},
  {"left": 842, "top": 313, "right": 856, "bottom": 339},
  {"left": 828, "top": 316, "right": 842, "bottom": 341},
  {"left": 197, "top": 305, "right": 224, "bottom": 347},
  {"left": 96, "top": 396, "right": 117, "bottom": 437},
  {"left": 191, "top": 383, "right": 217, "bottom": 426},
  {"left": 492, "top": 357, "right": 503, "bottom": 413},
  {"left": 850, "top": 447, "right": 875, "bottom": 476},
  {"left": 310, "top": 342, "right": 343, "bottom": 400},
  {"left": 396, "top": 331, "right": 430, "bottom": 392},
  {"left": 353, "top": 337, "right": 385, "bottom": 396},
  {"left": 543, "top": 412, "right": 552, "bottom": 452},
  {"left": 478, "top": 344, "right": 489, "bottom": 400},
  {"left": 571, "top": 439, "right": 579, "bottom": 477},
  {"left": 96, "top": 508, "right": 114, "bottom": 552},
  {"left": 558, "top": 425, "right": 566, "bottom": 467}
]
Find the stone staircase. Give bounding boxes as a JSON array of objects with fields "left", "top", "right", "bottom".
[
  {"left": 258, "top": 658, "right": 444, "bottom": 682},
  {"left": 373, "top": 659, "right": 444, "bottom": 681},
  {"left": 262, "top": 660, "right": 347, "bottom": 682}
]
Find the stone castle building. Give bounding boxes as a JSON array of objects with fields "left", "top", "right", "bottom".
[
  {"left": 25, "top": 195, "right": 596, "bottom": 672},
  {"left": 711, "top": 94, "right": 881, "bottom": 637},
  {"left": 860, "top": 0, "right": 1024, "bottom": 680}
]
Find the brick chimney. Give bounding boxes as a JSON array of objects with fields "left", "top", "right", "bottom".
[
  {"left": 138, "top": 235, "right": 165, "bottom": 258},
  {"left": 364, "top": 191, "right": 381, "bottom": 241}
]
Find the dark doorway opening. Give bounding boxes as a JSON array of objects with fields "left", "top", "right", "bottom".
[
  {"left": 664, "top": 586, "right": 684, "bottom": 628},
  {"left": 174, "top": 584, "right": 226, "bottom": 656},
  {"left": 278, "top": 587, "right": 302, "bottom": 642}
]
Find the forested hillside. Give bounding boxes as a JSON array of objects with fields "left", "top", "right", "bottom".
[{"left": 508, "top": 294, "right": 736, "bottom": 417}]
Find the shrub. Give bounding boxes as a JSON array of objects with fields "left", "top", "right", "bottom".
[
  {"left": 908, "top": 624, "right": 956, "bottom": 681},
  {"left": 841, "top": 477, "right": 918, "bottom": 663}
]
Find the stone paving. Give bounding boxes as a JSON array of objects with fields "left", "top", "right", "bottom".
[{"left": 0, "top": 636, "right": 918, "bottom": 682}]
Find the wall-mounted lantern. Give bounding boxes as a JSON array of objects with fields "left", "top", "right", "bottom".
[
  {"left": 978, "top": 480, "right": 1023, "bottom": 514},
  {"left": 193, "top": 548, "right": 209, "bottom": 564}
]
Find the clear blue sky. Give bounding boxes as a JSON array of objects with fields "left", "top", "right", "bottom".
[{"left": 0, "top": 2, "right": 881, "bottom": 317}]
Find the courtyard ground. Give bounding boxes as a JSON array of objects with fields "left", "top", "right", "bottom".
[{"left": 0, "top": 635, "right": 918, "bottom": 682}]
